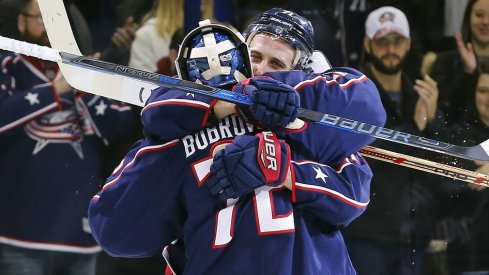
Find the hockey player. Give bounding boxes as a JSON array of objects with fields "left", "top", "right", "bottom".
[
  {"left": 89, "top": 9, "right": 386, "bottom": 274},
  {"left": 0, "top": 0, "right": 136, "bottom": 274}
]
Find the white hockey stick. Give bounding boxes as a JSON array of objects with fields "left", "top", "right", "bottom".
[
  {"left": 360, "top": 146, "right": 489, "bottom": 187},
  {"left": 37, "top": 0, "right": 158, "bottom": 106}
]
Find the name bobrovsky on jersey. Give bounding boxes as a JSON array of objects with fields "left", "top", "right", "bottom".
[{"left": 182, "top": 115, "right": 255, "bottom": 157}]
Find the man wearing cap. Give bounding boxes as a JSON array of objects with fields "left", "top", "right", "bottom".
[{"left": 342, "top": 6, "right": 440, "bottom": 275}]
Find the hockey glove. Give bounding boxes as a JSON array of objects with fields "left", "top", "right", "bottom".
[
  {"left": 233, "top": 77, "right": 300, "bottom": 129},
  {"left": 207, "top": 132, "right": 292, "bottom": 200}
]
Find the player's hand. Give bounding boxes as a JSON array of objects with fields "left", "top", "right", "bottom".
[
  {"left": 233, "top": 77, "right": 300, "bottom": 129},
  {"left": 206, "top": 132, "right": 292, "bottom": 200}
]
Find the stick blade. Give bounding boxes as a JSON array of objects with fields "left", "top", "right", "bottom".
[
  {"left": 58, "top": 64, "right": 155, "bottom": 106},
  {"left": 478, "top": 139, "right": 489, "bottom": 161}
]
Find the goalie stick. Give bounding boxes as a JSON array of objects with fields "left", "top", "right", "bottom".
[{"left": 2, "top": 36, "right": 489, "bottom": 162}]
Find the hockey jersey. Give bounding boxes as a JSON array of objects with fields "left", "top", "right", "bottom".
[
  {"left": 89, "top": 69, "right": 386, "bottom": 273},
  {"left": 142, "top": 68, "right": 386, "bottom": 163},
  {"left": 0, "top": 53, "right": 135, "bottom": 253}
]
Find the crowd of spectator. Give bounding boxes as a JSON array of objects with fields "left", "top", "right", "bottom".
[{"left": 0, "top": 0, "right": 488, "bottom": 274}]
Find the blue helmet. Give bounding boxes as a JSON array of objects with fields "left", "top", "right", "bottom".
[
  {"left": 244, "top": 8, "right": 315, "bottom": 70},
  {"left": 176, "top": 20, "right": 252, "bottom": 88}
]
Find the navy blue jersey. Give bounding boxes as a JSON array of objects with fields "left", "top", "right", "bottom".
[
  {"left": 89, "top": 69, "right": 386, "bottom": 273},
  {"left": 90, "top": 122, "right": 373, "bottom": 274},
  {"left": 142, "top": 68, "right": 386, "bottom": 163},
  {"left": 0, "top": 53, "right": 135, "bottom": 253}
]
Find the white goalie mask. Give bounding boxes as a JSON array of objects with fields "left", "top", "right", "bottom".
[{"left": 176, "top": 20, "right": 253, "bottom": 88}]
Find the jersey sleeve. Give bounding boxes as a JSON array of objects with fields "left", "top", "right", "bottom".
[
  {"left": 74, "top": 93, "right": 136, "bottom": 144},
  {"left": 290, "top": 152, "right": 372, "bottom": 227},
  {"left": 0, "top": 54, "right": 61, "bottom": 135},
  {"left": 88, "top": 138, "right": 184, "bottom": 257},
  {"left": 141, "top": 86, "right": 217, "bottom": 142},
  {"left": 264, "top": 69, "right": 387, "bottom": 163}
]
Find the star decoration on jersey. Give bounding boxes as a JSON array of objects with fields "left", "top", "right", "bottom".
[
  {"left": 32, "top": 137, "right": 84, "bottom": 159},
  {"left": 313, "top": 166, "right": 328, "bottom": 183},
  {"left": 25, "top": 92, "right": 40, "bottom": 105},
  {"left": 186, "top": 93, "right": 195, "bottom": 97},
  {"left": 95, "top": 100, "right": 108, "bottom": 115}
]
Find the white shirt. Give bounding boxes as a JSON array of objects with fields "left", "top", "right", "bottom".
[{"left": 129, "top": 18, "right": 171, "bottom": 72}]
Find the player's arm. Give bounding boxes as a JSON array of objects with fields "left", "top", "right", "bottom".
[
  {"left": 265, "top": 69, "right": 387, "bottom": 163},
  {"left": 287, "top": 153, "right": 372, "bottom": 227},
  {"left": 88, "top": 138, "right": 183, "bottom": 257},
  {"left": 141, "top": 86, "right": 217, "bottom": 142},
  {"left": 0, "top": 54, "right": 65, "bottom": 134},
  {"left": 74, "top": 93, "right": 136, "bottom": 144},
  {"left": 206, "top": 133, "right": 372, "bottom": 227}
]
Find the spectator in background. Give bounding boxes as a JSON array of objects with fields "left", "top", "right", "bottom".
[
  {"left": 233, "top": 0, "right": 425, "bottom": 81},
  {"left": 156, "top": 28, "right": 184, "bottom": 76},
  {"left": 430, "top": 0, "right": 489, "bottom": 124},
  {"left": 233, "top": 0, "right": 370, "bottom": 68},
  {"left": 129, "top": 0, "right": 214, "bottom": 72},
  {"left": 0, "top": 0, "right": 21, "bottom": 39},
  {"left": 0, "top": 0, "right": 136, "bottom": 274},
  {"left": 69, "top": 0, "right": 150, "bottom": 65},
  {"left": 343, "top": 6, "right": 441, "bottom": 275},
  {"left": 70, "top": 0, "right": 124, "bottom": 53},
  {"left": 423, "top": 60, "right": 489, "bottom": 275},
  {"left": 100, "top": 15, "right": 139, "bottom": 65},
  {"left": 115, "top": 0, "right": 155, "bottom": 27},
  {"left": 128, "top": 0, "right": 182, "bottom": 72}
]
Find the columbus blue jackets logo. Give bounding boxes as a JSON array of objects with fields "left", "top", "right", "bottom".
[
  {"left": 378, "top": 12, "right": 395, "bottom": 24},
  {"left": 24, "top": 110, "right": 87, "bottom": 159}
]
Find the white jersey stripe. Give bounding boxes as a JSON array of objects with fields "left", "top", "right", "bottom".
[
  {"left": 0, "top": 103, "right": 57, "bottom": 134},
  {"left": 294, "top": 182, "right": 369, "bottom": 208},
  {"left": 0, "top": 235, "right": 101, "bottom": 254},
  {"left": 142, "top": 99, "right": 210, "bottom": 113},
  {"left": 102, "top": 140, "right": 180, "bottom": 191}
]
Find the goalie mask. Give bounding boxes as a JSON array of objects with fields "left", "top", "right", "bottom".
[
  {"left": 176, "top": 20, "right": 252, "bottom": 88},
  {"left": 244, "top": 8, "right": 315, "bottom": 70}
]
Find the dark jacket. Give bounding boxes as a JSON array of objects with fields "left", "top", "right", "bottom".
[
  {"left": 344, "top": 65, "right": 435, "bottom": 246},
  {"left": 425, "top": 107, "right": 489, "bottom": 271},
  {"left": 430, "top": 50, "right": 479, "bottom": 124}
]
